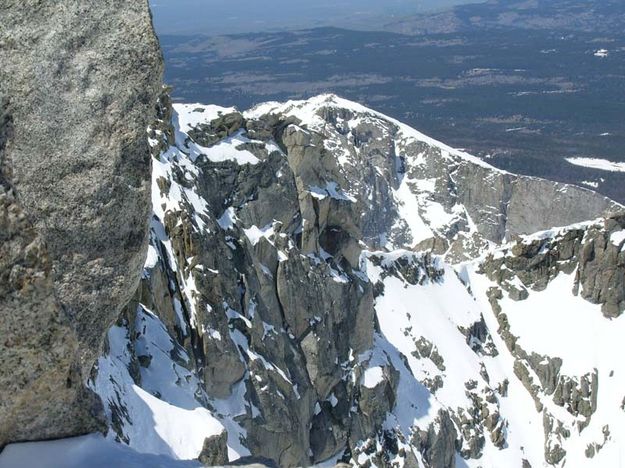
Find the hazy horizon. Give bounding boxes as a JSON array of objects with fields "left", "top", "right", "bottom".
[{"left": 150, "top": 0, "right": 484, "bottom": 36}]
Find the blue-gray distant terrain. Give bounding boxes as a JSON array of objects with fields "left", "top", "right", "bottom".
[{"left": 150, "top": 0, "right": 481, "bottom": 35}]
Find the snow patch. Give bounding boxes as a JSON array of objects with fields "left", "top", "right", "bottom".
[
  {"left": 0, "top": 434, "right": 202, "bottom": 468},
  {"left": 243, "top": 223, "right": 276, "bottom": 246},
  {"left": 610, "top": 230, "right": 625, "bottom": 248},
  {"left": 91, "top": 309, "right": 226, "bottom": 461},
  {"left": 218, "top": 207, "right": 238, "bottom": 230},
  {"left": 581, "top": 180, "right": 599, "bottom": 189},
  {"left": 362, "top": 366, "right": 385, "bottom": 389},
  {"left": 565, "top": 157, "right": 625, "bottom": 173},
  {"left": 308, "top": 181, "right": 357, "bottom": 202},
  {"left": 174, "top": 103, "right": 237, "bottom": 133}
]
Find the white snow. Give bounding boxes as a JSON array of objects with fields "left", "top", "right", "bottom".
[
  {"left": 365, "top": 251, "right": 485, "bottom": 413},
  {"left": 565, "top": 157, "right": 625, "bottom": 173},
  {"left": 151, "top": 148, "right": 210, "bottom": 234},
  {"left": 392, "top": 178, "right": 433, "bottom": 247},
  {"left": 91, "top": 308, "right": 227, "bottom": 461},
  {"left": 516, "top": 218, "right": 600, "bottom": 244},
  {"left": 131, "top": 385, "right": 224, "bottom": 460},
  {"left": 610, "top": 230, "right": 625, "bottom": 248},
  {"left": 308, "top": 181, "right": 357, "bottom": 202},
  {"left": 462, "top": 258, "right": 625, "bottom": 467},
  {"left": 0, "top": 434, "right": 202, "bottom": 468},
  {"left": 195, "top": 131, "right": 260, "bottom": 165},
  {"left": 360, "top": 234, "right": 625, "bottom": 468},
  {"left": 594, "top": 49, "right": 609, "bottom": 58},
  {"left": 362, "top": 366, "right": 385, "bottom": 388},
  {"left": 581, "top": 180, "right": 599, "bottom": 189},
  {"left": 217, "top": 207, "right": 238, "bottom": 230},
  {"left": 243, "top": 222, "right": 276, "bottom": 246},
  {"left": 173, "top": 103, "right": 237, "bottom": 133},
  {"left": 144, "top": 244, "right": 159, "bottom": 270},
  {"left": 171, "top": 105, "right": 260, "bottom": 166},
  {"left": 499, "top": 272, "right": 625, "bottom": 375}
]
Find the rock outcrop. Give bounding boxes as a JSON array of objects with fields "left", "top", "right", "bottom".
[
  {"left": 480, "top": 212, "right": 625, "bottom": 318},
  {"left": 0, "top": 0, "right": 162, "bottom": 447},
  {"left": 86, "top": 94, "right": 625, "bottom": 468}
]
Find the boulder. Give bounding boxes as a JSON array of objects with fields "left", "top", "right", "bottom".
[{"left": 0, "top": 0, "right": 162, "bottom": 447}]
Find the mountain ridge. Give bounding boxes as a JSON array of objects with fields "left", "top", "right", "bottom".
[{"left": 52, "top": 92, "right": 624, "bottom": 467}]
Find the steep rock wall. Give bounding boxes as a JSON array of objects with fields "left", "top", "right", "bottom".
[{"left": 91, "top": 95, "right": 624, "bottom": 467}]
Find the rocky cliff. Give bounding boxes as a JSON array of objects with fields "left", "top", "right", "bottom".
[
  {"left": 81, "top": 94, "right": 623, "bottom": 467},
  {"left": 0, "top": 0, "right": 162, "bottom": 447}
]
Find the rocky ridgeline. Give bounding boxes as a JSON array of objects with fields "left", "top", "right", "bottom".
[
  {"left": 84, "top": 92, "right": 625, "bottom": 468},
  {"left": 480, "top": 213, "right": 625, "bottom": 317}
]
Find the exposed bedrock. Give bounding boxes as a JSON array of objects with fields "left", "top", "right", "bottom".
[{"left": 0, "top": 0, "right": 162, "bottom": 446}]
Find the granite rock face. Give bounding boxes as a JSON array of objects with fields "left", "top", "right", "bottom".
[
  {"left": 199, "top": 431, "right": 229, "bottom": 466},
  {"left": 247, "top": 97, "right": 618, "bottom": 264},
  {"left": 88, "top": 94, "right": 625, "bottom": 467},
  {"left": 0, "top": 0, "right": 162, "bottom": 447}
]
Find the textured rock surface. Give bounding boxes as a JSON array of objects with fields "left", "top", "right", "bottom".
[
  {"left": 249, "top": 96, "right": 619, "bottom": 263},
  {"left": 2, "top": 75, "right": 623, "bottom": 467},
  {"left": 85, "top": 94, "right": 625, "bottom": 468},
  {"left": 0, "top": 0, "right": 162, "bottom": 447},
  {"left": 199, "top": 431, "right": 229, "bottom": 466},
  {"left": 480, "top": 212, "right": 625, "bottom": 318}
]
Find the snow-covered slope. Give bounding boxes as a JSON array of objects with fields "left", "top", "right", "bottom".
[
  {"left": 0, "top": 434, "right": 203, "bottom": 468},
  {"left": 3, "top": 94, "right": 622, "bottom": 468}
]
